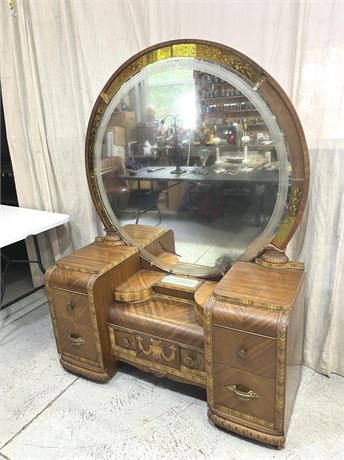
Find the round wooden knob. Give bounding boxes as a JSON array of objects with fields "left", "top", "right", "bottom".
[
  {"left": 184, "top": 356, "right": 194, "bottom": 368},
  {"left": 237, "top": 348, "right": 247, "bottom": 360},
  {"left": 120, "top": 337, "right": 130, "bottom": 348},
  {"left": 65, "top": 303, "right": 74, "bottom": 312}
]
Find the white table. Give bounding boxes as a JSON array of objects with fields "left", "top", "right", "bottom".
[{"left": 0, "top": 205, "right": 70, "bottom": 309}]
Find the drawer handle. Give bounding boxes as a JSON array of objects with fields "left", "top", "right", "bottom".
[
  {"left": 120, "top": 337, "right": 130, "bottom": 348},
  {"left": 227, "top": 384, "right": 260, "bottom": 401},
  {"left": 184, "top": 356, "right": 194, "bottom": 368},
  {"left": 237, "top": 347, "right": 247, "bottom": 360},
  {"left": 68, "top": 334, "right": 85, "bottom": 346},
  {"left": 65, "top": 303, "right": 74, "bottom": 312}
]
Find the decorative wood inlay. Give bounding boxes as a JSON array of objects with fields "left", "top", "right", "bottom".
[
  {"left": 204, "top": 295, "right": 216, "bottom": 407},
  {"left": 213, "top": 404, "right": 274, "bottom": 430},
  {"left": 208, "top": 411, "right": 285, "bottom": 448},
  {"left": 256, "top": 244, "right": 304, "bottom": 270},
  {"left": 108, "top": 327, "right": 206, "bottom": 386},
  {"left": 272, "top": 185, "right": 303, "bottom": 247},
  {"left": 194, "top": 281, "right": 217, "bottom": 323},
  {"left": 274, "top": 310, "right": 290, "bottom": 432},
  {"left": 255, "top": 258, "right": 304, "bottom": 270}
]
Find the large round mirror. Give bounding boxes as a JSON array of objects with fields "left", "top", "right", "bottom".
[{"left": 86, "top": 40, "right": 308, "bottom": 277}]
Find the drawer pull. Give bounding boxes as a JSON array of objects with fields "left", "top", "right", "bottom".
[
  {"left": 227, "top": 384, "right": 260, "bottom": 401},
  {"left": 184, "top": 356, "right": 194, "bottom": 368},
  {"left": 120, "top": 337, "right": 130, "bottom": 348},
  {"left": 68, "top": 334, "right": 85, "bottom": 346},
  {"left": 237, "top": 347, "right": 247, "bottom": 360},
  {"left": 65, "top": 303, "right": 74, "bottom": 312}
]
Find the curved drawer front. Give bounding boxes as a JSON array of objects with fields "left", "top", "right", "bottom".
[
  {"left": 213, "top": 364, "right": 275, "bottom": 427},
  {"left": 51, "top": 288, "right": 91, "bottom": 326},
  {"left": 57, "top": 318, "right": 98, "bottom": 364},
  {"left": 213, "top": 326, "right": 276, "bottom": 379}
]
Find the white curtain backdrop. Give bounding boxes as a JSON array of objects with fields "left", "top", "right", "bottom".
[{"left": 1, "top": 0, "right": 343, "bottom": 376}]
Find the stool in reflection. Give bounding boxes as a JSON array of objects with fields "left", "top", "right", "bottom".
[
  {"left": 223, "top": 184, "right": 264, "bottom": 227},
  {"left": 132, "top": 180, "right": 162, "bottom": 225}
]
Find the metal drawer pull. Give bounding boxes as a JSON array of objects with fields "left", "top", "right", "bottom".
[
  {"left": 184, "top": 356, "right": 194, "bottom": 368},
  {"left": 69, "top": 334, "right": 85, "bottom": 346},
  {"left": 227, "top": 384, "right": 260, "bottom": 401},
  {"left": 120, "top": 337, "right": 130, "bottom": 348},
  {"left": 65, "top": 303, "right": 74, "bottom": 312},
  {"left": 237, "top": 347, "right": 247, "bottom": 360}
]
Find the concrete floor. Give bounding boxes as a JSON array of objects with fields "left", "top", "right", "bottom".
[
  {"left": 120, "top": 212, "right": 260, "bottom": 266},
  {"left": 0, "top": 291, "right": 343, "bottom": 460}
]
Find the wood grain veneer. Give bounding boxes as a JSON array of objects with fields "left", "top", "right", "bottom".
[
  {"left": 108, "top": 296, "right": 204, "bottom": 349},
  {"left": 214, "top": 261, "right": 304, "bottom": 310},
  {"left": 46, "top": 242, "right": 141, "bottom": 382},
  {"left": 46, "top": 266, "right": 91, "bottom": 293},
  {"left": 57, "top": 242, "right": 138, "bottom": 274},
  {"left": 284, "top": 280, "right": 305, "bottom": 432},
  {"left": 213, "top": 326, "right": 276, "bottom": 379},
  {"left": 123, "top": 224, "right": 168, "bottom": 246},
  {"left": 206, "top": 261, "right": 305, "bottom": 447},
  {"left": 56, "top": 317, "right": 98, "bottom": 363},
  {"left": 51, "top": 288, "right": 91, "bottom": 326},
  {"left": 212, "top": 303, "right": 279, "bottom": 337},
  {"left": 46, "top": 236, "right": 305, "bottom": 448},
  {"left": 213, "top": 364, "right": 276, "bottom": 424},
  {"left": 114, "top": 269, "right": 165, "bottom": 302}
]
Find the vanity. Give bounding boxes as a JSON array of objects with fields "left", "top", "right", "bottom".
[{"left": 45, "top": 40, "right": 309, "bottom": 448}]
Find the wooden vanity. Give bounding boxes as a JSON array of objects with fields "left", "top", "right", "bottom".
[{"left": 45, "top": 40, "right": 309, "bottom": 448}]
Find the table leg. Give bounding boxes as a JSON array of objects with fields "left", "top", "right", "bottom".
[
  {"left": 32, "top": 234, "right": 46, "bottom": 274},
  {"left": 0, "top": 235, "right": 45, "bottom": 310}
]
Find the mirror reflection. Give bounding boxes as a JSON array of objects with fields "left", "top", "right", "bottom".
[{"left": 96, "top": 60, "right": 288, "bottom": 273}]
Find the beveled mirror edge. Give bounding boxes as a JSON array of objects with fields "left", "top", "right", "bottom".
[{"left": 85, "top": 39, "right": 309, "bottom": 265}]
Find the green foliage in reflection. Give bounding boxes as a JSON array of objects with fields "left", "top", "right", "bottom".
[
  {"left": 149, "top": 84, "right": 194, "bottom": 122},
  {"left": 148, "top": 68, "right": 194, "bottom": 122}
]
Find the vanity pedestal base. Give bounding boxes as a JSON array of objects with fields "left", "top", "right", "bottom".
[
  {"left": 205, "top": 261, "right": 305, "bottom": 448},
  {"left": 45, "top": 234, "right": 305, "bottom": 448}
]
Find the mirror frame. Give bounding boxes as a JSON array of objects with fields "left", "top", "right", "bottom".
[{"left": 85, "top": 39, "right": 309, "bottom": 259}]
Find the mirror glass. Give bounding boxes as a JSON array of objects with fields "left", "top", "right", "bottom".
[{"left": 93, "top": 58, "right": 291, "bottom": 276}]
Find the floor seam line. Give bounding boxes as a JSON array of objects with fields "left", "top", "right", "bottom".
[
  {"left": 0, "top": 453, "right": 12, "bottom": 460},
  {"left": 0, "top": 377, "right": 78, "bottom": 451}
]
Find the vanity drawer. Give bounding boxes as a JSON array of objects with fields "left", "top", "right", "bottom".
[
  {"left": 213, "top": 364, "right": 275, "bottom": 426},
  {"left": 213, "top": 326, "right": 276, "bottom": 379},
  {"left": 109, "top": 327, "right": 180, "bottom": 370},
  {"left": 57, "top": 318, "right": 98, "bottom": 364},
  {"left": 180, "top": 348, "right": 205, "bottom": 372},
  {"left": 51, "top": 288, "right": 92, "bottom": 326}
]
